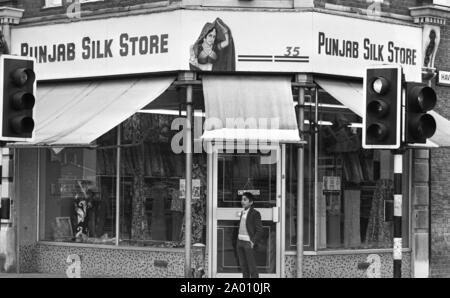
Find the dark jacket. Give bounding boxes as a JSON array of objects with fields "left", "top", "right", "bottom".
[{"left": 240, "top": 207, "right": 263, "bottom": 247}]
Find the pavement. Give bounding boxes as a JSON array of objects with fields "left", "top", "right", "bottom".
[{"left": 0, "top": 273, "right": 67, "bottom": 278}]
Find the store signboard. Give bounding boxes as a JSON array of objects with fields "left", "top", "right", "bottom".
[
  {"left": 438, "top": 71, "right": 450, "bottom": 86},
  {"left": 11, "top": 10, "right": 422, "bottom": 81},
  {"left": 11, "top": 10, "right": 184, "bottom": 80},
  {"left": 312, "top": 13, "right": 422, "bottom": 82}
]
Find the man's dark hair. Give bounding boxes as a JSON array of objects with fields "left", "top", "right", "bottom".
[{"left": 242, "top": 192, "right": 254, "bottom": 202}]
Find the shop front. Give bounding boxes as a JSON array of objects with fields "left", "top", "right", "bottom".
[{"left": 5, "top": 8, "right": 450, "bottom": 278}]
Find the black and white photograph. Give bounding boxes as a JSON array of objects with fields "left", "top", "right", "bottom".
[{"left": 0, "top": 0, "right": 449, "bottom": 287}]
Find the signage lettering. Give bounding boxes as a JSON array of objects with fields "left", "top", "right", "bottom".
[
  {"left": 318, "top": 32, "right": 359, "bottom": 58},
  {"left": 21, "top": 43, "right": 76, "bottom": 63},
  {"left": 20, "top": 33, "right": 170, "bottom": 63},
  {"left": 318, "top": 32, "right": 417, "bottom": 66},
  {"left": 387, "top": 41, "right": 416, "bottom": 65}
]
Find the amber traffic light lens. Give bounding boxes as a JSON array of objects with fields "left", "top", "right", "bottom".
[
  {"left": 12, "top": 92, "right": 35, "bottom": 110},
  {"left": 367, "top": 99, "right": 389, "bottom": 118}
]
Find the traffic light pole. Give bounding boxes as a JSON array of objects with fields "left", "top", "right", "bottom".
[{"left": 392, "top": 149, "right": 404, "bottom": 278}]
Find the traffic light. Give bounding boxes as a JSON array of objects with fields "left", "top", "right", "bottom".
[
  {"left": 0, "top": 55, "right": 36, "bottom": 142},
  {"left": 363, "top": 65, "right": 402, "bottom": 149},
  {"left": 405, "top": 83, "right": 436, "bottom": 144}
]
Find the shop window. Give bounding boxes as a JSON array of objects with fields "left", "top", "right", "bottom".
[
  {"left": 433, "top": 0, "right": 449, "bottom": 7},
  {"left": 38, "top": 112, "right": 208, "bottom": 248},
  {"left": 315, "top": 90, "right": 409, "bottom": 250},
  {"left": 43, "top": 0, "right": 62, "bottom": 7},
  {"left": 118, "top": 113, "right": 204, "bottom": 247},
  {"left": 285, "top": 89, "right": 410, "bottom": 251},
  {"left": 39, "top": 129, "right": 118, "bottom": 244},
  {"left": 285, "top": 112, "right": 315, "bottom": 251},
  {"left": 43, "top": 0, "right": 104, "bottom": 8}
]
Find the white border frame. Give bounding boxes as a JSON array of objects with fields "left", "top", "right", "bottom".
[
  {"left": 362, "top": 64, "right": 403, "bottom": 150},
  {"left": 0, "top": 54, "right": 36, "bottom": 142}
]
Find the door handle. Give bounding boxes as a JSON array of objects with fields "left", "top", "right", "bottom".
[{"left": 272, "top": 207, "right": 279, "bottom": 223}]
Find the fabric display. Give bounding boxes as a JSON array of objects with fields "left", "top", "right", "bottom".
[
  {"left": 343, "top": 189, "right": 361, "bottom": 248},
  {"left": 365, "top": 179, "right": 393, "bottom": 247},
  {"left": 342, "top": 153, "right": 364, "bottom": 184},
  {"left": 326, "top": 193, "right": 341, "bottom": 248},
  {"left": 169, "top": 187, "right": 184, "bottom": 212},
  {"left": 149, "top": 182, "right": 169, "bottom": 241},
  {"left": 322, "top": 115, "right": 361, "bottom": 153},
  {"left": 180, "top": 158, "right": 207, "bottom": 244},
  {"left": 317, "top": 182, "right": 327, "bottom": 249},
  {"left": 360, "top": 151, "right": 374, "bottom": 181},
  {"left": 131, "top": 171, "right": 150, "bottom": 240},
  {"left": 73, "top": 195, "right": 89, "bottom": 239}
]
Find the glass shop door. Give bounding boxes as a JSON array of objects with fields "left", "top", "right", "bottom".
[{"left": 209, "top": 144, "right": 282, "bottom": 278}]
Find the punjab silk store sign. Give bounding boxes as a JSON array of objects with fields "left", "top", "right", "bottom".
[{"left": 10, "top": 11, "right": 422, "bottom": 81}]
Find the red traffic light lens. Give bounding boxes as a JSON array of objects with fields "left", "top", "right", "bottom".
[
  {"left": 367, "top": 99, "right": 389, "bottom": 118},
  {"left": 367, "top": 123, "right": 389, "bottom": 141},
  {"left": 417, "top": 86, "right": 437, "bottom": 112},
  {"left": 10, "top": 116, "right": 35, "bottom": 134},
  {"left": 11, "top": 68, "right": 35, "bottom": 87},
  {"left": 372, "top": 77, "right": 390, "bottom": 95}
]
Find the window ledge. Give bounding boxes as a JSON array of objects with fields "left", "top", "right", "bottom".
[
  {"left": 37, "top": 241, "right": 185, "bottom": 253},
  {"left": 285, "top": 248, "right": 411, "bottom": 256}
]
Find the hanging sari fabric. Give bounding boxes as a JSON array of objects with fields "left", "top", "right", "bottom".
[
  {"left": 365, "top": 179, "right": 393, "bottom": 247},
  {"left": 343, "top": 189, "right": 361, "bottom": 248},
  {"left": 180, "top": 156, "right": 207, "bottom": 244}
]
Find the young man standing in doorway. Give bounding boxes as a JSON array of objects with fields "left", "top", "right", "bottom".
[{"left": 236, "top": 192, "right": 263, "bottom": 278}]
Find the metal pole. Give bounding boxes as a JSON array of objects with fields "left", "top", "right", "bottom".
[
  {"left": 314, "top": 88, "right": 319, "bottom": 252},
  {"left": 296, "top": 87, "right": 305, "bottom": 278},
  {"left": 185, "top": 85, "right": 193, "bottom": 277},
  {"left": 115, "top": 125, "right": 121, "bottom": 246},
  {"left": 393, "top": 152, "right": 403, "bottom": 278}
]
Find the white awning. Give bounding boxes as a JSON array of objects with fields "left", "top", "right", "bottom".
[
  {"left": 13, "top": 77, "right": 175, "bottom": 146},
  {"left": 201, "top": 75, "right": 302, "bottom": 144},
  {"left": 315, "top": 78, "right": 450, "bottom": 148}
]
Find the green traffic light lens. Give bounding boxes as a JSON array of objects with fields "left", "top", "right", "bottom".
[
  {"left": 372, "top": 77, "right": 390, "bottom": 95},
  {"left": 10, "top": 116, "right": 35, "bottom": 134},
  {"left": 367, "top": 123, "right": 389, "bottom": 141}
]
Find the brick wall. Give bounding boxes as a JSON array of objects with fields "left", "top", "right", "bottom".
[
  {"left": 314, "top": 0, "right": 430, "bottom": 15},
  {"left": 430, "top": 20, "right": 450, "bottom": 278},
  {"left": 15, "top": 0, "right": 433, "bottom": 20},
  {"left": 17, "top": 0, "right": 176, "bottom": 19}
]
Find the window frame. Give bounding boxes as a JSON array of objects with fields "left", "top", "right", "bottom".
[
  {"left": 42, "top": 0, "right": 105, "bottom": 9},
  {"left": 36, "top": 119, "right": 188, "bottom": 249}
]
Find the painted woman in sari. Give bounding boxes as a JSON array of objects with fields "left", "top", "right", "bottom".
[{"left": 189, "top": 18, "right": 236, "bottom": 71}]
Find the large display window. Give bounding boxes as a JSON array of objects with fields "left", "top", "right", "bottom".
[
  {"left": 285, "top": 87, "right": 410, "bottom": 251},
  {"left": 38, "top": 112, "right": 207, "bottom": 248}
]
